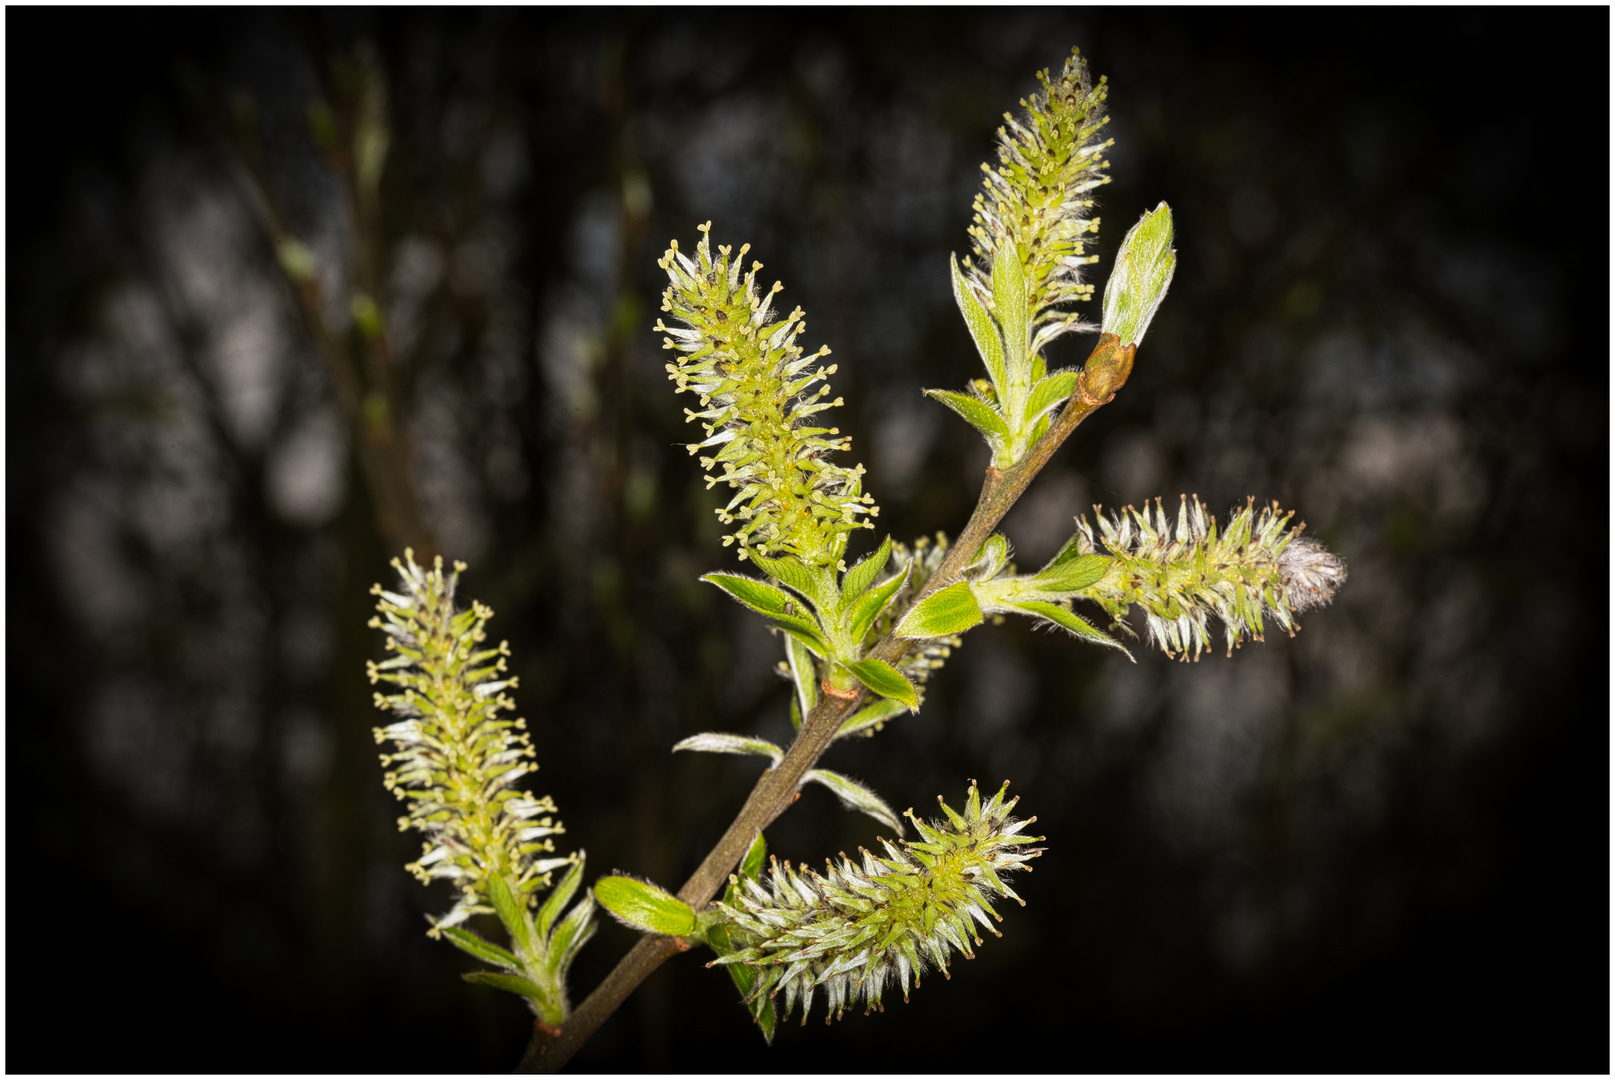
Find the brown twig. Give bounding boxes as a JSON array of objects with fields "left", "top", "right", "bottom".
[{"left": 523, "top": 334, "right": 1133, "bottom": 1072}]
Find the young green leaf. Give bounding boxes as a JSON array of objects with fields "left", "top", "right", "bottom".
[
  {"left": 1008, "top": 600, "right": 1133, "bottom": 659},
  {"left": 750, "top": 989, "right": 778, "bottom": 1044},
  {"left": 745, "top": 552, "right": 825, "bottom": 608},
  {"left": 1022, "top": 370, "right": 1080, "bottom": 428},
  {"left": 785, "top": 633, "right": 818, "bottom": 726},
  {"left": 594, "top": 876, "right": 698, "bottom": 937},
  {"left": 701, "top": 572, "right": 795, "bottom": 618},
  {"left": 672, "top": 732, "right": 784, "bottom": 767},
  {"left": 780, "top": 625, "right": 833, "bottom": 661},
  {"left": 702, "top": 572, "right": 829, "bottom": 644},
  {"left": 841, "top": 536, "right": 894, "bottom": 604},
  {"left": 843, "top": 658, "right": 919, "bottom": 710},
  {"left": 536, "top": 856, "right": 586, "bottom": 942},
  {"left": 486, "top": 873, "right": 532, "bottom": 954},
  {"left": 924, "top": 388, "right": 1010, "bottom": 443},
  {"left": 894, "top": 580, "right": 984, "bottom": 638},
  {"left": 707, "top": 919, "right": 778, "bottom": 1044},
  {"left": 834, "top": 696, "right": 909, "bottom": 741},
  {"left": 740, "top": 832, "right": 768, "bottom": 882},
  {"left": 1032, "top": 553, "right": 1111, "bottom": 592},
  {"left": 463, "top": 971, "right": 549, "bottom": 1003},
  {"left": 845, "top": 561, "right": 911, "bottom": 643},
  {"left": 1101, "top": 202, "right": 1177, "bottom": 348},
  {"left": 950, "top": 254, "right": 1007, "bottom": 390},
  {"left": 440, "top": 926, "right": 521, "bottom": 972},
  {"left": 544, "top": 890, "right": 597, "bottom": 983},
  {"left": 991, "top": 242, "right": 1030, "bottom": 383},
  {"left": 803, "top": 769, "right": 905, "bottom": 836},
  {"left": 965, "top": 534, "right": 1011, "bottom": 581}
]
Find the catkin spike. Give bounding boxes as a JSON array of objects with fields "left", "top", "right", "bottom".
[
  {"left": 712, "top": 781, "right": 1043, "bottom": 1024},
  {"left": 1069, "top": 496, "right": 1346, "bottom": 659},
  {"left": 656, "top": 223, "right": 876, "bottom": 567}
]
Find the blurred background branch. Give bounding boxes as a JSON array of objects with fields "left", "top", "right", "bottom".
[{"left": 8, "top": 8, "right": 1606, "bottom": 1072}]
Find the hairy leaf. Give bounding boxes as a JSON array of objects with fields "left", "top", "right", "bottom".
[
  {"left": 672, "top": 732, "right": 784, "bottom": 766},
  {"left": 702, "top": 572, "right": 830, "bottom": 643},
  {"left": 487, "top": 873, "right": 531, "bottom": 954},
  {"left": 536, "top": 857, "right": 586, "bottom": 942},
  {"left": 1022, "top": 370, "right": 1080, "bottom": 427},
  {"left": 950, "top": 254, "right": 1007, "bottom": 390},
  {"left": 841, "top": 536, "right": 894, "bottom": 605},
  {"left": 545, "top": 890, "right": 596, "bottom": 981},
  {"left": 463, "top": 971, "right": 548, "bottom": 1003},
  {"left": 741, "top": 833, "right": 768, "bottom": 882},
  {"left": 1009, "top": 600, "right": 1133, "bottom": 658},
  {"left": 1032, "top": 553, "right": 1111, "bottom": 592},
  {"left": 440, "top": 926, "right": 521, "bottom": 972},
  {"left": 746, "top": 552, "right": 825, "bottom": 608},
  {"left": 843, "top": 658, "right": 919, "bottom": 710},
  {"left": 895, "top": 580, "right": 984, "bottom": 638},
  {"left": 845, "top": 561, "right": 911, "bottom": 643},
  {"left": 804, "top": 769, "right": 905, "bottom": 835},
  {"left": 595, "top": 876, "right": 698, "bottom": 937},
  {"left": 834, "top": 697, "right": 909, "bottom": 741},
  {"left": 785, "top": 634, "right": 818, "bottom": 728},
  {"left": 991, "top": 241, "right": 1030, "bottom": 384},
  {"left": 924, "top": 388, "right": 1010, "bottom": 442}
]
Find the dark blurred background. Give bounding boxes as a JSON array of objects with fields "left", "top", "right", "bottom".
[{"left": 8, "top": 7, "right": 1608, "bottom": 1073}]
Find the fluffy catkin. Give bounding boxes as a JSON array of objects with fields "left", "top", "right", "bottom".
[
  {"left": 368, "top": 551, "right": 573, "bottom": 932},
  {"left": 1068, "top": 495, "right": 1346, "bottom": 659},
  {"left": 712, "top": 781, "right": 1042, "bottom": 1024},
  {"left": 656, "top": 222, "right": 877, "bottom": 567},
  {"left": 966, "top": 47, "right": 1113, "bottom": 353}
]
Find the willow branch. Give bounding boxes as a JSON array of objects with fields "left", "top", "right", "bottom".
[{"left": 523, "top": 336, "right": 1129, "bottom": 1073}]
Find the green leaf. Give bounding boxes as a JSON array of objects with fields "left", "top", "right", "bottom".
[
  {"left": 1101, "top": 202, "right": 1177, "bottom": 347},
  {"left": 991, "top": 242, "right": 1030, "bottom": 382},
  {"left": 841, "top": 536, "right": 893, "bottom": 604},
  {"left": 463, "top": 970, "right": 548, "bottom": 1003},
  {"left": 780, "top": 625, "right": 833, "bottom": 661},
  {"left": 1032, "top": 553, "right": 1111, "bottom": 592},
  {"left": 487, "top": 873, "right": 531, "bottom": 954},
  {"left": 1009, "top": 600, "right": 1134, "bottom": 659},
  {"left": 536, "top": 856, "right": 586, "bottom": 942},
  {"left": 925, "top": 388, "right": 1010, "bottom": 442},
  {"left": 1022, "top": 370, "right": 1079, "bottom": 428},
  {"left": 843, "top": 658, "right": 919, "bottom": 710},
  {"left": 440, "top": 926, "right": 521, "bottom": 972},
  {"left": 702, "top": 572, "right": 829, "bottom": 644},
  {"left": 545, "top": 890, "right": 596, "bottom": 981},
  {"left": 701, "top": 572, "right": 794, "bottom": 618},
  {"left": 950, "top": 254, "right": 1006, "bottom": 391},
  {"left": 594, "top": 876, "right": 698, "bottom": 937},
  {"left": 745, "top": 552, "right": 824, "bottom": 608},
  {"left": 895, "top": 580, "right": 984, "bottom": 638},
  {"left": 785, "top": 633, "right": 817, "bottom": 728},
  {"left": 834, "top": 696, "right": 908, "bottom": 740},
  {"left": 749, "top": 989, "right": 778, "bottom": 1044},
  {"left": 672, "top": 732, "right": 784, "bottom": 766},
  {"left": 740, "top": 833, "right": 767, "bottom": 881},
  {"left": 966, "top": 534, "right": 1010, "bottom": 581},
  {"left": 804, "top": 769, "right": 905, "bottom": 835},
  {"left": 845, "top": 561, "right": 910, "bottom": 643}
]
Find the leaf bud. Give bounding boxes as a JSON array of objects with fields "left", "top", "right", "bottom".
[{"left": 1100, "top": 201, "right": 1176, "bottom": 348}]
